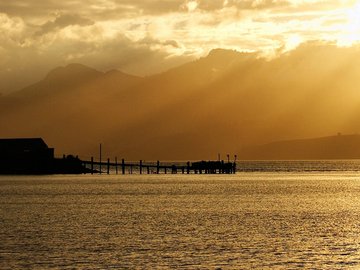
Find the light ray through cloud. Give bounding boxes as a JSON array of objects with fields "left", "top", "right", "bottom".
[{"left": 0, "top": 0, "right": 360, "bottom": 93}]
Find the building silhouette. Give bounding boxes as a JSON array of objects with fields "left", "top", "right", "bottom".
[{"left": 0, "top": 138, "right": 88, "bottom": 174}]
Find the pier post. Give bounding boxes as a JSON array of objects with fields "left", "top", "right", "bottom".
[
  {"left": 187, "top": 162, "right": 190, "bottom": 174},
  {"left": 122, "top": 159, "right": 125, "bottom": 174},
  {"left": 147, "top": 166, "right": 150, "bottom": 174},
  {"left": 91, "top": 157, "right": 94, "bottom": 175},
  {"left": 99, "top": 143, "right": 102, "bottom": 174},
  {"left": 130, "top": 165, "right": 133, "bottom": 174},
  {"left": 164, "top": 167, "right": 167, "bottom": 174},
  {"left": 115, "top": 157, "right": 118, "bottom": 175},
  {"left": 171, "top": 165, "right": 176, "bottom": 174},
  {"left": 140, "top": 160, "right": 143, "bottom": 174},
  {"left": 157, "top": 161, "right": 160, "bottom": 174},
  {"left": 233, "top": 155, "right": 237, "bottom": 174},
  {"left": 107, "top": 158, "right": 110, "bottom": 174}
]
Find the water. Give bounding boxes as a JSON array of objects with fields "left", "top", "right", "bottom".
[
  {"left": 2, "top": 164, "right": 360, "bottom": 269},
  {"left": 237, "top": 160, "right": 360, "bottom": 172}
]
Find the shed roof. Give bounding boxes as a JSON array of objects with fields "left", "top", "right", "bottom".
[{"left": 0, "top": 138, "right": 49, "bottom": 150}]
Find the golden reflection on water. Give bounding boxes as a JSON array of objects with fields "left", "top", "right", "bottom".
[{"left": 1, "top": 173, "right": 360, "bottom": 269}]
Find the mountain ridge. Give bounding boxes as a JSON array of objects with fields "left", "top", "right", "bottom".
[
  {"left": 2, "top": 44, "right": 360, "bottom": 159},
  {"left": 239, "top": 134, "right": 360, "bottom": 160},
  {"left": 9, "top": 63, "right": 142, "bottom": 99}
]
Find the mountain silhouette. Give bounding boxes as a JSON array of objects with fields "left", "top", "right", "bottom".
[
  {"left": 10, "top": 63, "right": 141, "bottom": 99},
  {"left": 2, "top": 43, "right": 360, "bottom": 160},
  {"left": 11, "top": 64, "right": 103, "bottom": 98},
  {"left": 239, "top": 134, "right": 360, "bottom": 160}
]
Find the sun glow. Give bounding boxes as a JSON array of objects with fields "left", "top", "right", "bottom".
[{"left": 338, "top": 1, "right": 360, "bottom": 46}]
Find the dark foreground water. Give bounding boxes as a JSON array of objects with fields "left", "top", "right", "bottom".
[{"left": 2, "top": 171, "right": 360, "bottom": 269}]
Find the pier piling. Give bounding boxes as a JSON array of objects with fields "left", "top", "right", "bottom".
[
  {"left": 99, "top": 144, "right": 102, "bottom": 174},
  {"left": 91, "top": 157, "right": 94, "bottom": 175},
  {"left": 82, "top": 158, "right": 237, "bottom": 175}
]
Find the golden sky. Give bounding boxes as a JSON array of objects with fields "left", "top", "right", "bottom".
[{"left": 1, "top": 0, "right": 360, "bottom": 92}]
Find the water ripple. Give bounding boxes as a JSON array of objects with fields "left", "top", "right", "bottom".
[{"left": 1, "top": 173, "right": 360, "bottom": 269}]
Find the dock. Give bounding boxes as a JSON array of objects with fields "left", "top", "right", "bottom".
[
  {"left": 0, "top": 137, "right": 237, "bottom": 175},
  {"left": 81, "top": 159, "right": 237, "bottom": 174}
]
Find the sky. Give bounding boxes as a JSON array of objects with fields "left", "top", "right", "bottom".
[{"left": 1, "top": 0, "right": 360, "bottom": 93}]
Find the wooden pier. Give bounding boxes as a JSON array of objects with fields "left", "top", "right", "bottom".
[{"left": 81, "top": 159, "right": 236, "bottom": 175}]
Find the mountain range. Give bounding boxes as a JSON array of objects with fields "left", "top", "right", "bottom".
[
  {"left": 240, "top": 134, "right": 360, "bottom": 160},
  {"left": 2, "top": 43, "right": 360, "bottom": 160}
]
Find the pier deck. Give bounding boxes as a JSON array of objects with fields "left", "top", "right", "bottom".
[{"left": 81, "top": 159, "right": 236, "bottom": 174}]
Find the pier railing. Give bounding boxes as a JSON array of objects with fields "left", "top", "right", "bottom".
[{"left": 81, "top": 158, "right": 236, "bottom": 175}]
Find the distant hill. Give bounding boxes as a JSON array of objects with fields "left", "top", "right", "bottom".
[
  {"left": 10, "top": 63, "right": 141, "bottom": 99},
  {"left": 239, "top": 134, "right": 360, "bottom": 160},
  {"left": 10, "top": 64, "right": 103, "bottom": 98},
  {"left": 2, "top": 44, "right": 360, "bottom": 160}
]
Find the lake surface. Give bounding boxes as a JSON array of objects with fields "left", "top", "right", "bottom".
[{"left": 2, "top": 168, "right": 360, "bottom": 269}]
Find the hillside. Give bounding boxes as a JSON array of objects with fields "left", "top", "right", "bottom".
[
  {"left": 2, "top": 44, "right": 360, "bottom": 160},
  {"left": 239, "top": 134, "right": 360, "bottom": 160}
]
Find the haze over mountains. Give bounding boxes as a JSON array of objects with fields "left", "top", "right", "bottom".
[
  {"left": 2, "top": 43, "right": 360, "bottom": 160},
  {"left": 241, "top": 134, "right": 360, "bottom": 160}
]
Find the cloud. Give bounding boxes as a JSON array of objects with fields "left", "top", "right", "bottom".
[
  {"left": 0, "top": 0, "right": 306, "bottom": 21},
  {"left": 181, "top": 0, "right": 199, "bottom": 12},
  {"left": 35, "top": 14, "right": 94, "bottom": 36},
  {"left": 0, "top": 0, "right": 360, "bottom": 94},
  {"left": 0, "top": 13, "right": 26, "bottom": 40},
  {"left": 138, "top": 36, "right": 181, "bottom": 48},
  {"left": 0, "top": 17, "right": 195, "bottom": 93}
]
